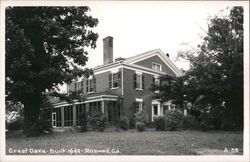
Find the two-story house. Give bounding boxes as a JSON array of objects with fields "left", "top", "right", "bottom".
[{"left": 49, "top": 36, "right": 183, "bottom": 128}]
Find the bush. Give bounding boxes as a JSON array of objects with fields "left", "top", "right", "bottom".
[
  {"left": 89, "top": 112, "right": 109, "bottom": 132},
  {"left": 39, "top": 110, "right": 52, "bottom": 133},
  {"left": 6, "top": 118, "right": 23, "bottom": 131},
  {"left": 135, "top": 122, "right": 145, "bottom": 132},
  {"left": 118, "top": 117, "right": 129, "bottom": 130},
  {"left": 153, "top": 116, "right": 165, "bottom": 131},
  {"left": 182, "top": 115, "right": 193, "bottom": 130},
  {"left": 135, "top": 110, "right": 147, "bottom": 123},
  {"left": 80, "top": 110, "right": 88, "bottom": 132},
  {"left": 199, "top": 120, "right": 209, "bottom": 131},
  {"left": 134, "top": 110, "right": 147, "bottom": 132},
  {"left": 165, "top": 109, "right": 183, "bottom": 131},
  {"left": 221, "top": 120, "right": 236, "bottom": 131},
  {"left": 129, "top": 118, "right": 136, "bottom": 129}
]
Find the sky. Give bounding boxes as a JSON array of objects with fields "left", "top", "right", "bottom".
[
  {"left": 54, "top": 1, "right": 247, "bottom": 93},
  {"left": 82, "top": 1, "right": 237, "bottom": 70}
]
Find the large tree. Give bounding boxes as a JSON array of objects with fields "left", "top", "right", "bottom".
[
  {"left": 6, "top": 7, "right": 98, "bottom": 136},
  {"left": 154, "top": 7, "right": 243, "bottom": 128}
]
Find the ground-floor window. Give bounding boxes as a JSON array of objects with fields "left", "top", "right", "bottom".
[
  {"left": 88, "top": 101, "right": 102, "bottom": 117},
  {"left": 76, "top": 104, "right": 85, "bottom": 126},
  {"left": 107, "top": 101, "right": 120, "bottom": 122},
  {"left": 52, "top": 108, "right": 62, "bottom": 127},
  {"left": 153, "top": 104, "right": 158, "bottom": 115},
  {"left": 64, "top": 105, "right": 73, "bottom": 127}
]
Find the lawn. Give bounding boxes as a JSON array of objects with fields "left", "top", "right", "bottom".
[{"left": 6, "top": 129, "right": 243, "bottom": 155}]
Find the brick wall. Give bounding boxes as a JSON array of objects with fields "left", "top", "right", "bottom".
[
  {"left": 134, "top": 55, "right": 176, "bottom": 76},
  {"left": 122, "top": 68, "right": 155, "bottom": 121}
]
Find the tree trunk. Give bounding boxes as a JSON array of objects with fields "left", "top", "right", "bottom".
[{"left": 23, "top": 93, "right": 42, "bottom": 136}]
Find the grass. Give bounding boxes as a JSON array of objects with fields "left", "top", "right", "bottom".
[{"left": 6, "top": 129, "right": 243, "bottom": 155}]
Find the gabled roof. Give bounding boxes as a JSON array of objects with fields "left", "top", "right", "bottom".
[
  {"left": 123, "top": 49, "right": 184, "bottom": 76},
  {"left": 93, "top": 48, "right": 183, "bottom": 77}
]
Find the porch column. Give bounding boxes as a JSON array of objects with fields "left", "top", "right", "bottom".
[
  {"left": 160, "top": 105, "right": 163, "bottom": 116},
  {"left": 104, "top": 101, "right": 109, "bottom": 117},
  {"left": 86, "top": 103, "right": 89, "bottom": 114},
  {"left": 157, "top": 104, "right": 161, "bottom": 116},
  {"left": 101, "top": 100, "right": 104, "bottom": 114},
  {"left": 73, "top": 104, "right": 76, "bottom": 126},
  {"left": 61, "top": 106, "right": 64, "bottom": 128}
]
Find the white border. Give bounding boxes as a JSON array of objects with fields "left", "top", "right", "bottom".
[{"left": 0, "top": 1, "right": 249, "bottom": 162}]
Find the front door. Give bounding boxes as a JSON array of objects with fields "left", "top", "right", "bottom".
[{"left": 52, "top": 112, "right": 56, "bottom": 127}]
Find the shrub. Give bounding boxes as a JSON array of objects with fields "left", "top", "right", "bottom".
[
  {"left": 135, "top": 122, "right": 145, "bottom": 132},
  {"left": 80, "top": 110, "right": 88, "bottom": 132},
  {"left": 6, "top": 118, "right": 23, "bottom": 131},
  {"left": 89, "top": 112, "right": 109, "bottom": 132},
  {"left": 134, "top": 110, "right": 147, "bottom": 132},
  {"left": 129, "top": 118, "right": 136, "bottom": 129},
  {"left": 199, "top": 120, "right": 209, "bottom": 131},
  {"left": 135, "top": 110, "right": 147, "bottom": 123},
  {"left": 198, "top": 112, "right": 210, "bottom": 131},
  {"left": 39, "top": 110, "right": 52, "bottom": 133},
  {"left": 119, "top": 117, "right": 129, "bottom": 130},
  {"left": 165, "top": 109, "right": 183, "bottom": 131},
  {"left": 182, "top": 115, "right": 193, "bottom": 130},
  {"left": 153, "top": 116, "right": 165, "bottom": 131},
  {"left": 221, "top": 120, "right": 236, "bottom": 131}
]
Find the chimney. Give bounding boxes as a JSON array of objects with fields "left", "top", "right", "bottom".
[{"left": 103, "top": 36, "right": 113, "bottom": 65}]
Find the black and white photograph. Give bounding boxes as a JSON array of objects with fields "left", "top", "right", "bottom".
[{"left": 0, "top": 1, "right": 249, "bottom": 162}]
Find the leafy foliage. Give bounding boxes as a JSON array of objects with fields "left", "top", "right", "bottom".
[
  {"left": 5, "top": 7, "right": 98, "bottom": 136},
  {"left": 165, "top": 109, "right": 183, "bottom": 131},
  {"left": 135, "top": 122, "right": 145, "bottom": 132},
  {"left": 89, "top": 112, "right": 109, "bottom": 132},
  {"left": 153, "top": 7, "right": 243, "bottom": 128},
  {"left": 134, "top": 110, "right": 147, "bottom": 131},
  {"left": 153, "top": 116, "right": 166, "bottom": 131},
  {"left": 118, "top": 117, "right": 130, "bottom": 130},
  {"left": 181, "top": 115, "right": 193, "bottom": 130}
]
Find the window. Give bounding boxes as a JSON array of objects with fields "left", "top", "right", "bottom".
[
  {"left": 134, "top": 72, "right": 144, "bottom": 90},
  {"left": 135, "top": 98, "right": 143, "bottom": 113},
  {"left": 52, "top": 108, "right": 62, "bottom": 127},
  {"left": 86, "top": 78, "right": 96, "bottom": 93},
  {"left": 154, "top": 77, "right": 160, "bottom": 93},
  {"left": 74, "top": 82, "right": 77, "bottom": 91},
  {"left": 64, "top": 106, "right": 73, "bottom": 127},
  {"left": 89, "top": 79, "right": 94, "bottom": 92},
  {"left": 110, "top": 71, "right": 120, "bottom": 89},
  {"left": 136, "top": 74, "right": 142, "bottom": 89},
  {"left": 76, "top": 104, "right": 85, "bottom": 126},
  {"left": 152, "top": 62, "right": 162, "bottom": 71},
  {"left": 153, "top": 104, "right": 158, "bottom": 115}
]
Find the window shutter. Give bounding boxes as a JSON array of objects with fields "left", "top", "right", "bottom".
[
  {"left": 109, "top": 73, "right": 112, "bottom": 89},
  {"left": 86, "top": 80, "right": 89, "bottom": 93},
  {"left": 133, "top": 73, "right": 137, "bottom": 89},
  {"left": 81, "top": 80, "right": 84, "bottom": 94},
  {"left": 142, "top": 74, "right": 145, "bottom": 90},
  {"left": 133, "top": 101, "right": 137, "bottom": 115},
  {"left": 118, "top": 70, "right": 121, "bottom": 87},
  {"left": 152, "top": 76, "right": 155, "bottom": 89},
  {"left": 93, "top": 78, "right": 96, "bottom": 92},
  {"left": 75, "top": 82, "right": 77, "bottom": 91}
]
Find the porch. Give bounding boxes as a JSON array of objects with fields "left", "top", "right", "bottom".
[{"left": 50, "top": 94, "right": 122, "bottom": 128}]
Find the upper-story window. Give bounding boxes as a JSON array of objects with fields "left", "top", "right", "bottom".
[
  {"left": 134, "top": 72, "right": 144, "bottom": 90},
  {"left": 134, "top": 98, "right": 143, "bottom": 113},
  {"left": 152, "top": 62, "right": 162, "bottom": 71},
  {"left": 86, "top": 78, "right": 96, "bottom": 93},
  {"left": 154, "top": 76, "right": 160, "bottom": 93},
  {"left": 109, "top": 70, "right": 121, "bottom": 89}
]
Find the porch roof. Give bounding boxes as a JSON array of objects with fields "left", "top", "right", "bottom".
[{"left": 48, "top": 91, "right": 119, "bottom": 108}]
